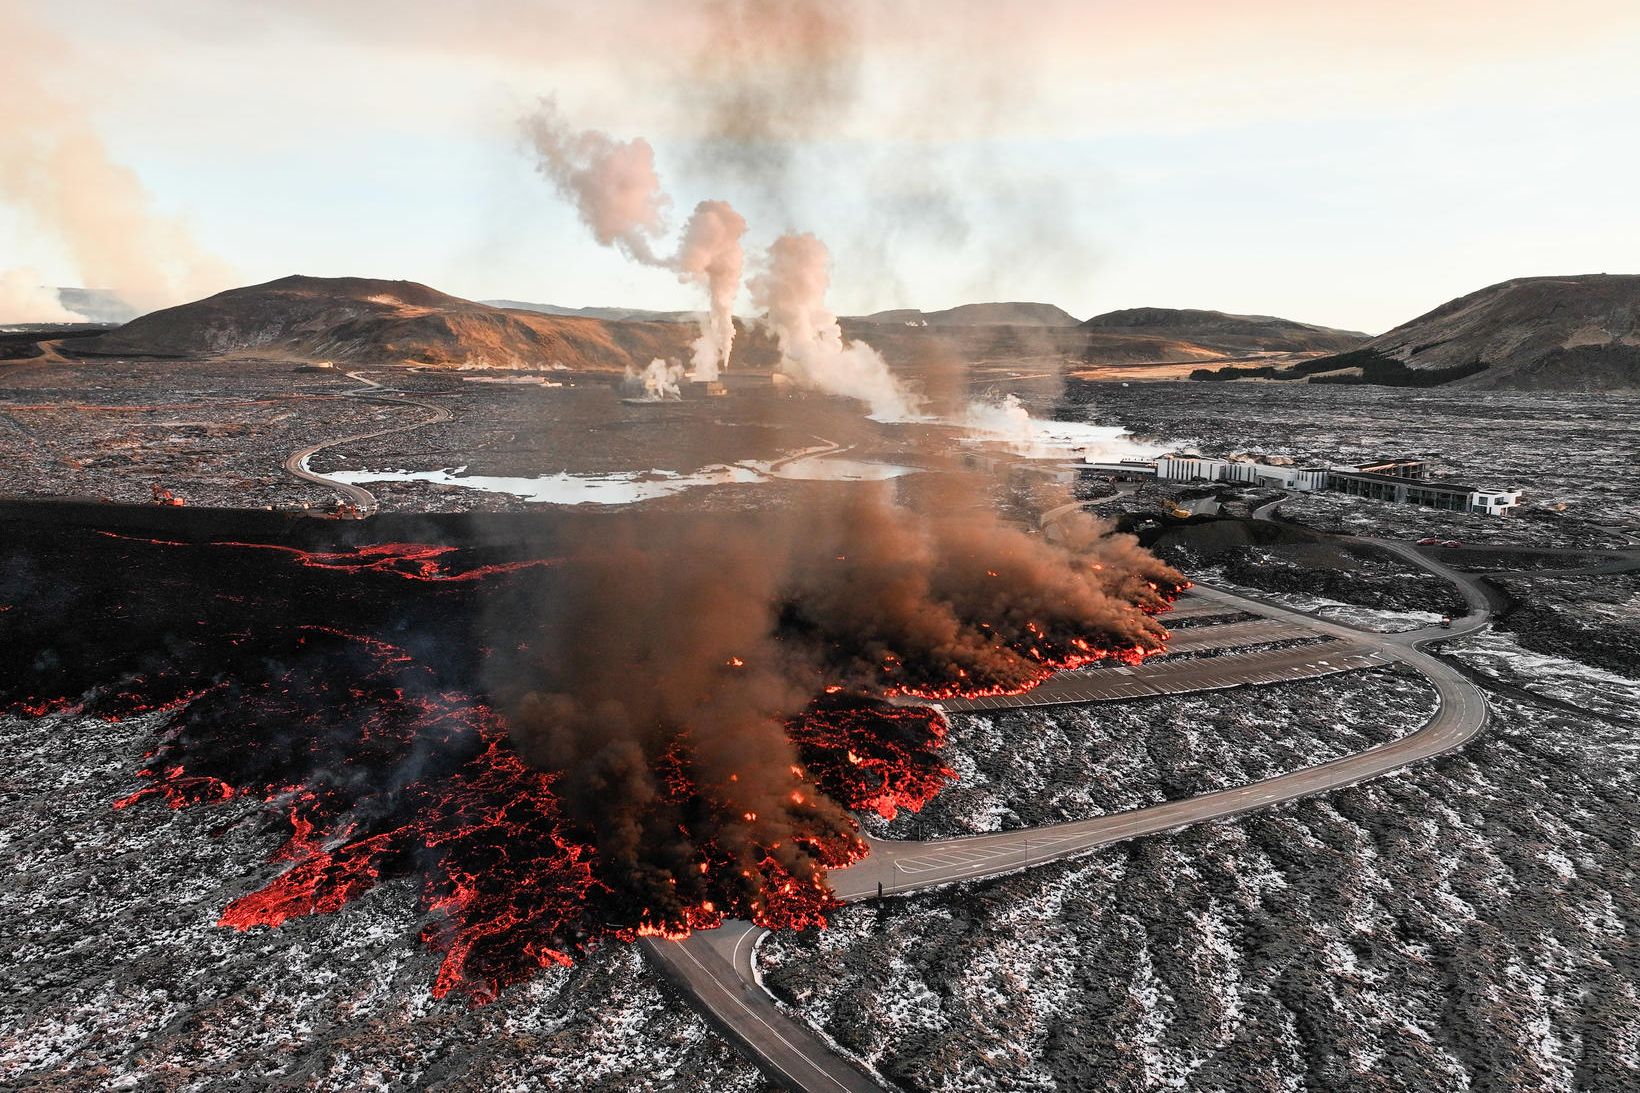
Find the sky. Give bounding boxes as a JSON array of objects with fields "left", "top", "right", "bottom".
[{"left": 4, "top": 0, "right": 1640, "bottom": 333}]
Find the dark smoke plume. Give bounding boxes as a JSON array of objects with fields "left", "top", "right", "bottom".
[{"left": 496, "top": 483, "right": 1183, "bottom": 927}]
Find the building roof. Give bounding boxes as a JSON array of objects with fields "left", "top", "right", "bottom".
[{"left": 1329, "top": 468, "right": 1479, "bottom": 493}]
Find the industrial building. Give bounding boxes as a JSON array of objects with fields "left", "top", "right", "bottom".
[
  {"left": 1084, "top": 452, "right": 1522, "bottom": 516},
  {"left": 1326, "top": 468, "right": 1522, "bottom": 515},
  {"left": 1156, "top": 454, "right": 1329, "bottom": 492}
]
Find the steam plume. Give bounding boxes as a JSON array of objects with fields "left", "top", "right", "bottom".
[
  {"left": 522, "top": 100, "right": 748, "bottom": 380},
  {"left": 673, "top": 200, "right": 747, "bottom": 381},
  {"left": 0, "top": 269, "right": 81, "bottom": 323},
  {"left": 520, "top": 100, "right": 669, "bottom": 262},
  {"left": 0, "top": 0, "right": 229, "bottom": 312},
  {"left": 750, "top": 232, "right": 918, "bottom": 420},
  {"left": 623, "top": 357, "right": 686, "bottom": 401}
]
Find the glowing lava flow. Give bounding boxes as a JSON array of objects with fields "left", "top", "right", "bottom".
[
  {"left": 787, "top": 695, "right": 954, "bottom": 820},
  {"left": 97, "top": 630, "right": 910, "bottom": 1002},
  {"left": 111, "top": 627, "right": 597, "bottom": 1003},
  {"left": 2, "top": 525, "right": 1188, "bottom": 1005},
  {"left": 95, "top": 583, "right": 1181, "bottom": 1003},
  {"left": 97, "top": 532, "right": 562, "bottom": 582}
]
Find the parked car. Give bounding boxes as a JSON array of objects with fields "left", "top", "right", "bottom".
[
  {"left": 1416, "top": 537, "right": 1440, "bottom": 545},
  {"left": 1441, "top": 539, "right": 1463, "bottom": 548}
]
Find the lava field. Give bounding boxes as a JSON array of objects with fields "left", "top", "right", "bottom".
[
  {"left": 0, "top": 710, "right": 769, "bottom": 1092},
  {"left": 0, "top": 499, "right": 1179, "bottom": 1017},
  {"left": 1066, "top": 381, "right": 1640, "bottom": 547},
  {"left": 763, "top": 638, "right": 1640, "bottom": 1091},
  {"left": 862, "top": 666, "right": 1438, "bottom": 841}
]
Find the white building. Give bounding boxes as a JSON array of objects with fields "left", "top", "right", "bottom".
[
  {"left": 1468, "top": 489, "right": 1523, "bottom": 516},
  {"left": 1086, "top": 451, "right": 1521, "bottom": 515},
  {"left": 1156, "top": 454, "right": 1327, "bottom": 492}
]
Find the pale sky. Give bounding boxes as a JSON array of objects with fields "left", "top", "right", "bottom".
[{"left": 4, "top": 0, "right": 1639, "bottom": 333}]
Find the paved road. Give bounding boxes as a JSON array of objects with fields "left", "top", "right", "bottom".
[
  {"left": 1155, "top": 615, "right": 1313, "bottom": 652},
  {"left": 1252, "top": 492, "right": 1640, "bottom": 580},
  {"left": 644, "top": 546, "right": 1496, "bottom": 1092},
  {"left": 940, "top": 636, "right": 1387, "bottom": 712},
  {"left": 1477, "top": 545, "right": 1640, "bottom": 579},
  {"left": 281, "top": 371, "right": 453, "bottom": 517},
  {"left": 1163, "top": 598, "right": 1251, "bottom": 622}
]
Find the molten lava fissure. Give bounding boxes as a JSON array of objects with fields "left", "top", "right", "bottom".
[
  {"left": 2, "top": 501, "right": 1184, "bottom": 1004},
  {"left": 100, "top": 629, "right": 904, "bottom": 1000},
  {"left": 97, "top": 531, "right": 563, "bottom": 582},
  {"left": 787, "top": 695, "right": 953, "bottom": 820}
]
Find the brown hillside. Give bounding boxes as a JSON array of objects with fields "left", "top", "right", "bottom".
[
  {"left": 72, "top": 275, "right": 777, "bottom": 372},
  {"left": 1361, "top": 274, "right": 1640, "bottom": 391}
]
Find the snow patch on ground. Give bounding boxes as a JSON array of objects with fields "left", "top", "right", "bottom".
[
  {"left": 1201, "top": 575, "right": 1448, "bottom": 633},
  {"left": 764, "top": 672, "right": 1640, "bottom": 1091}
]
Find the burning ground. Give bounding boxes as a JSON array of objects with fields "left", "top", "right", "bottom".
[{"left": 0, "top": 495, "right": 1180, "bottom": 1014}]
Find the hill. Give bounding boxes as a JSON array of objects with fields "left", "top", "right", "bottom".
[
  {"left": 1186, "top": 276, "right": 1640, "bottom": 389},
  {"left": 853, "top": 302, "right": 1081, "bottom": 327},
  {"left": 1338, "top": 274, "right": 1640, "bottom": 391},
  {"left": 71, "top": 275, "right": 761, "bottom": 371},
  {"left": 481, "top": 299, "right": 694, "bottom": 323},
  {"left": 1081, "top": 307, "right": 1368, "bottom": 356}
]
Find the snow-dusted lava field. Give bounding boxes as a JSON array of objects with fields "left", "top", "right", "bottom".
[
  {"left": 864, "top": 667, "right": 1437, "bottom": 840},
  {"left": 762, "top": 638, "right": 1640, "bottom": 1092},
  {"left": 0, "top": 713, "right": 771, "bottom": 1093}
]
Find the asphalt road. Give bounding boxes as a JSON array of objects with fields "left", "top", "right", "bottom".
[
  {"left": 644, "top": 547, "right": 1496, "bottom": 1092},
  {"left": 940, "top": 635, "right": 1388, "bottom": 711},
  {"left": 281, "top": 371, "right": 453, "bottom": 517}
]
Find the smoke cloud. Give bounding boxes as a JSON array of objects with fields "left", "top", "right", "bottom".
[
  {"left": 0, "top": 0, "right": 229, "bottom": 313},
  {"left": 522, "top": 99, "right": 748, "bottom": 380},
  {"left": 0, "top": 269, "right": 81, "bottom": 323},
  {"left": 498, "top": 484, "right": 1183, "bottom": 925},
  {"left": 750, "top": 232, "right": 918, "bottom": 420}
]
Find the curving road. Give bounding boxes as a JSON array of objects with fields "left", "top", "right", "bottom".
[
  {"left": 281, "top": 371, "right": 453, "bottom": 517},
  {"left": 644, "top": 533, "right": 1497, "bottom": 1092}
]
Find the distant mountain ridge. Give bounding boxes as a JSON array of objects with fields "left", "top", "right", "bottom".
[
  {"left": 483, "top": 299, "right": 695, "bottom": 323},
  {"left": 71, "top": 275, "right": 763, "bottom": 371},
  {"left": 1081, "top": 306, "right": 1368, "bottom": 355},
  {"left": 852, "top": 302, "right": 1081, "bottom": 327}
]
